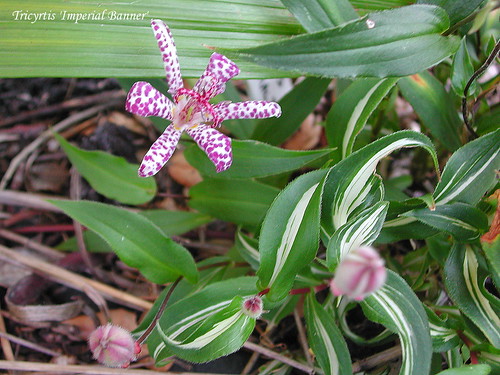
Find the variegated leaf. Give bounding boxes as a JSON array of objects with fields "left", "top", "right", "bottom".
[
  {"left": 361, "top": 270, "right": 432, "bottom": 375},
  {"left": 235, "top": 229, "right": 260, "bottom": 270},
  {"left": 305, "top": 294, "right": 352, "bottom": 375},
  {"left": 434, "top": 129, "right": 500, "bottom": 206},
  {"left": 425, "top": 306, "right": 461, "bottom": 352},
  {"left": 257, "top": 169, "right": 327, "bottom": 302},
  {"left": 444, "top": 244, "right": 500, "bottom": 347},
  {"left": 322, "top": 131, "right": 437, "bottom": 234},
  {"left": 326, "top": 201, "right": 389, "bottom": 270}
]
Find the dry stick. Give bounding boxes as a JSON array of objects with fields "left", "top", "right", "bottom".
[
  {"left": 242, "top": 341, "right": 315, "bottom": 375},
  {"left": 0, "top": 190, "right": 64, "bottom": 212},
  {"left": 0, "top": 311, "right": 15, "bottom": 361},
  {"left": 0, "top": 360, "right": 229, "bottom": 375},
  {"left": 0, "top": 228, "right": 64, "bottom": 260},
  {"left": 240, "top": 351, "right": 260, "bottom": 375},
  {"left": 0, "top": 244, "right": 152, "bottom": 311},
  {"left": 0, "top": 101, "right": 121, "bottom": 190},
  {"left": 0, "top": 331, "right": 61, "bottom": 358},
  {"left": 293, "top": 308, "right": 314, "bottom": 368},
  {"left": 461, "top": 39, "right": 500, "bottom": 139},
  {"left": 351, "top": 345, "right": 402, "bottom": 373}
]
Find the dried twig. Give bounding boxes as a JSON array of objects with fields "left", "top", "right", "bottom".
[
  {"left": 0, "top": 190, "right": 64, "bottom": 212},
  {"left": 293, "top": 307, "right": 314, "bottom": 368},
  {"left": 0, "top": 311, "right": 15, "bottom": 361},
  {"left": 0, "top": 331, "right": 61, "bottom": 357},
  {"left": 0, "top": 228, "right": 64, "bottom": 260},
  {"left": 351, "top": 345, "right": 402, "bottom": 372}
]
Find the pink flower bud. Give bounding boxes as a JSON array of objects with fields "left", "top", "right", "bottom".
[
  {"left": 330, "top": 246, "right": 386, "bottom": 301},
  {"left": 242, "top": 296, "right": 263, "bottom": 319},
  {"left": 88, "top": 324, "right": 139, "bottom": 368}
]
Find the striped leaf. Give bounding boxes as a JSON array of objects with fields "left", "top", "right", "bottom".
[
  {"left": 403, "top": 202, "right": 488, "bottom": 242},
  {"left": 235, "top": 229, "right": 260, "bottom": 270},
  {"left": 361, "top": 270, "right": 433, "bottom": 375},
  {"left": 322, "top": 131, "right": 437, "bottom": 234},
  {"left": 326, "top": 78, "right": 399, "bottom": 159},
  {"left": 147, "top": 277, "right": 258, "bottom": 363},
  {"left": 305, "top": 294, "right": 352, "bottom": 375},
  {"left": 425, "top": 306, "right": 461, "bottom": 352},
  {"left": 326, "top": 201, "right": 388, "bottom": 270},
  {"left": 434, "top": 129, "right": 500, "bottom": 206},
  {"left": 257, "top": 169, "right": 327, "bottom": 302},
  {"left": 444, "top": 244, "right": 500, "bottom": 347}
]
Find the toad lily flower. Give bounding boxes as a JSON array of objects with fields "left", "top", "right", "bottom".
[{"left": 126, "top": 19, "right": 282, "bottom": 176}]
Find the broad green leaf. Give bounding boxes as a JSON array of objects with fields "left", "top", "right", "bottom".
[
  {"left": 435, "top": 364, "right": 492, "bottom": 375},
  {"left": 444, "top": 244, "right": 500, "bottom": 347},
  {"left": 282, "top": 0, "right": 357, "bottom": 31},
  {"left": 1, "top": 0, "right": 302, "bottom": 79},
  {"left": 434, "top": 129, "right": 500, "bottom": 206},
  {"left": 417, "top": 0, "right": 486, "bottom": 25},
  {"left": 57, "top": 230, "right": 112, "bottom": 253},
  {"left": 475, "top": 105, "right": 500, "bottom": 136},
  {"left": 257, "top": 169, "right": 327, "bottom": 302},
  {"left": 398, "top": 71, "right": 462, "bottom": 151},
  {"left": 189, "top": 179, "right": 280, "bottom": 228},
  {"left": 451, "top": 38, "right": 477, "bottom": 97},
  {"left": 327, "top": 202, "right": 388, "bottom": 270},
  {"left": 251, "top": 77, "right": 331, "bottom": 145},
  {"left": 326, "top": 78, "right": 399, "bottom": 159},
  {"left": 403, "top": 203, "right": 488, "bottom": 242},
  {"left": 227, "top": 5, "right": 460, "bottom": 79},
  {"left": 305, "top": 294, "right": 352, "bottom": 375},
  {"left": 146, "top": 277, "right": 258, "bottom": 363},
  {"left": 379, "top": 216, "right": 438, "bottom": 242},
  {"left": 425, "top": 306, "right": 461, "bottom": 352},
  {"left": 50, "top": 200, "right": 198, "bottom": 284},
  {"left": 362, "top": 270, "right": 433, "bottom": 375},
  {"left": 350, "top": 0, "right": 416, "bottom": 12},
  {"left": 54, "top": 133, "right": 156, "bottom": 205},
  {"left": 185, "top": 140, "right": 333, "bottom": 179},
  {"left": 322, "top": 131, "right": 437, "bottom": 233},
  {"left": 235, "top": 230, "right": 260, "bottom": 270}
]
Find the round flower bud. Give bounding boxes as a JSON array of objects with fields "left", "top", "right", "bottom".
[
  {"left": 330, "top": 246, "right": 387, "bottom": 301},
  {"left": 242, "top": 296, "right": 263, "bottom": 319},
  {"left": 88, "top": 324, "right": 139, "bottom": 368}
]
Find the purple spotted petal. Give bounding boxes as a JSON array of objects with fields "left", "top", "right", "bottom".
[
  {"left": 186, "top": 125, "right": 232, "bottom": 173},
  {"left": 138, "top": 125, "right": 182, "bottom": 177},
  {"left": 214, "top": 101, "right": 281, "bottom": 121},
  {"left": 151, "top": 19, "right": 183, "bottom": 96},
  {"left": 126, "top": 82, "right": 174, "bottom": 120},
  {"left": 193, "top": 53, "right": 240, "bottom": 99}
]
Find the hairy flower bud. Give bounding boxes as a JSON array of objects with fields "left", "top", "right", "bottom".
[
  {"left": 330, "top": 246, "right": 386, "bottom": 301},
  {"left": 88, "top": 324, "right": 140, "bottom": 368},
  {"left": 242, "top": 296, "right": 263, "bottom": 319}
]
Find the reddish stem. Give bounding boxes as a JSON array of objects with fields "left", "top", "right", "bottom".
[
  {"left": 12, "top": 224, "right": 75, "bottom": 233},
  {"left": 457, "top": 331, "right": 478, "bottom": 364}
]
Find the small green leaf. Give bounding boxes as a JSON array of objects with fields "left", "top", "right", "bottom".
[
  {"left": 362, "top": 270, "right": 433, "bottom": 375},
  {"left": 434, "top": 129, "right": 500, "bottom": 205},
  {"left": 251, "top": 77, "right": 330, "bottom": 145},
  {"left": 257, "top": 169, "right": 327, "bottom": 302},
  {"left": 435, "top": 364, "right": 491, "bottom": 375},
  {"left": 54, "top": 133, "right": 156, "bottom": 205},
  {"left": 425, "top": 305, "right": 461, "bottom": 352},
  {"left": 326, "top": 78, "right": 399, "bottom": 159},
  {"left": 227, "top": 5, "right": 460, "bottom": 78},
  {"left": 305, "top": 294, "right": 352, "bottom": 375},
  {"left": 403, "top": 202, "right": 488, "bottom": 242},
  {"left": 451, "top": 37, "right": 477, "bottom": 97},
  {"left": 189, "top": 179, "right": 280, "bottom": 228},
  {"left": 398, "top": 71, "right": 462, "bottom": 151},
  {"left": 185, "top": 140, "right": 333, "bottom": 179},
  {"left": 50, "top": 200, "right": 198, "bottom": 284}
]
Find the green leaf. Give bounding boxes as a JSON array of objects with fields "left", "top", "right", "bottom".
[
  {"left": 403, "top": 202, "right": 488, "bottom": 242},
  {"left": 282, "top": 0, "right": 357, "bottom": 31},
  {"left": 425, "top": 305, "right": 461, "bottom": 352},
  {"left": 322, "top": 130, "right": 437, "bottom": 234},
  {"left": 417, "top": 0, "right": 486, "bottom": 26},
  {"left": 304, "top": 294, "right": 352, "bottom": 375},
  {"left": 147, "top": 277, "right": 258, "bottom": 363},
  {"left": 1, "top": 0, "right": 302, "bottom": 79},
  {"left": 54, "top": 133, "right": 156, "bottom": 205},
  {"left": 398, "top": 71, "right": 462, "bottom": 151},
  {"left": 326, "top": 78, "right": 399, "bottom": 159},
  {"left": 435, "top": 364, "right": 491, "bottom": 375},
  {"left": 362, "top": 270, "right": 433, "bottom": 375},
  {"left": 327, "top": 202, "right": 388, "bottom": 270},
  {"left": 251, "top": 77, "right": 330, "bottom": 145},
  {"left": 49, "top": 200, "right": 198, "bottom": 284},
  {"left": 226, "top": 5, "right": 460, "bottom": 79},
  {"left": 139, "top": 210, "right": 212, "bottom": 236},
  {"left": 434, "top": 129, "right": 500, "bottom": 206},
  {"left": 257, "top": 169, "right": 327, "bottom": 302},
  {"left": 189, "top": 179, "right": 280, "bottom": 228},
  {"left": 235, "top": 229, "right": 260, "bottom": 270},
  {"left": 185, "top": 140, "right": 333, "bottom": 179},
  {"left": 444, "top": 244, "right": 500, "bottom": 347},
  {"left": 475, "top": 105, "right": 500, "bottom": 137},
  {"left": 451, "top": 37, "right": 477, "bottom": 97}
]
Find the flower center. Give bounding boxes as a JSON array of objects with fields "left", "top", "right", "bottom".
[{"left": 172, "top": 88, "right": 219, "bottom": 131}]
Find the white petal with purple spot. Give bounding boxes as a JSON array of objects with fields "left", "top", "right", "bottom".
[
  {"left": 138, "top": 125, "right": 182, "bottom": 177},
  {"left": 151, "top": 19, "right": 183, "bottom": 96},
  {"left": 193, "top": 53, "right": 240, "bottom": 99},
  {"left": 214, "top": 101, "right": 282, "bottom": 120},
  {"left": 126, "top": 81, "right": 174, "bottom": 120},
  {"left": 186, "top": 125, "right": 232, "bottom": 173}
]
